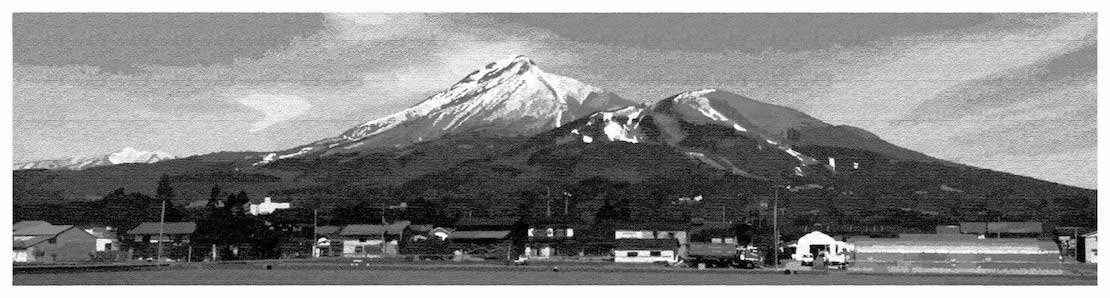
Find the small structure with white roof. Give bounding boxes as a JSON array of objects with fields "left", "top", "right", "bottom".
[
  {"left": 792, "top": 231, "right": 854, "bottom": 266},
  {"left": 248, "top": 197, "right": 291, "bottom": 216}
]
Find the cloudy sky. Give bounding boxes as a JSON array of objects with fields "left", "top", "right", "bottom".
[{"left": 12, "top": 13, "right": 1096, "bottom": 189}]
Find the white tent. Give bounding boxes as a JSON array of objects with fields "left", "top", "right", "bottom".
[{"left": 792, "top": 231, "right": 854, "bottom": 265}]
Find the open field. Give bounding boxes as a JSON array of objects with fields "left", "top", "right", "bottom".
[{"left": 13, "top": 263, "right": 1097, "bottom": 285}]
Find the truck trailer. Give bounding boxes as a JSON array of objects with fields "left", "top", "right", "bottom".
[{"left": 683, "top": 242, "right": 763, "bottom": 269}]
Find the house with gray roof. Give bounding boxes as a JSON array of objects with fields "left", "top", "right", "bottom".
[{"left": 13, "top": 221, "right": 98, "bottom": 263}]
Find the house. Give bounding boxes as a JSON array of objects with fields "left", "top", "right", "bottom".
[
  {"left": 83, "top": 227, "right": 120, "bottom": 252},
  {"left": 338, "top": 221, "right": 410, "bottom": 258},
  {"left": 14, "top": 221, "right": 98, "bottom": 263},
  {"left": 791, "top": 231, "right": 853, "bottom": 266},
  {"left": 248, "top": 197, "right": 291, "bottom": 216},
  {"left": 613, "top": 239, "right": 680, "bottom": 263},
  {"left": 524, "top": 221, "right": 585, "bottom": 259},
  {"left": 1078, "top": 231, "right": 1097, "bottom": 263},
  {"left": 125, "top": 222, "right": 198, "bottom": 261},
  {"left": 431, "top": 227, "right": 454, "bottom": 241},
  {"left": 312, "top": 225, "right": 343, "bottom": 258},
  {"left": 406, "top": 224, "right": 435, "bottom": 242},
  {"left": 609, "top": 222, "right": 690, "bottom": 257},
  {"left": 445, "top": 230, "right": 513, "bottom": 260}
]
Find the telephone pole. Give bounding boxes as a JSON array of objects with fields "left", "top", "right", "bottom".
[
  {"left": 772, "top": 186, "right": 779, "bottom": 269},
  {"left": 157, "top": 199, "right": 166, "bottom": 264},
  {"left": 563, "top": 192, "right": 569, "bottom": 216},
  {"left": 313, "top": 208, "right": 319, "bottom": 258}
]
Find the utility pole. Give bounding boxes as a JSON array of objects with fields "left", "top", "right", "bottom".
[
  {"left": 381, "top": 200, "right": 387, "bottom": 254},
  {"left": 157, "top": 199, "right": 166, "bottom": 264},
  {"left": 721, "top": 204, "right": 726, "bottom": 223},
  {"left": 772, "top": 186, "right": 779, "bottom": 269},
  {"left": 563, "top": 192, "right": 569, "bottom": 216},
  {"left": 313, "top": 208, "right": 318, "bottom": 258}
]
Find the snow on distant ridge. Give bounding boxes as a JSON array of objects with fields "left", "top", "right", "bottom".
[{"left": 15, "top": 147, "right": 175, "bottom": 171}]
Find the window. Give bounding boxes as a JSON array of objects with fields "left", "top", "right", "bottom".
[
  {"left": 546, "top": 228, "right": 554, "bottom": 237},
  {"left": 566, "top": 228, "right": 574, "bottom": 238},
  {"left": 650, "top": 251, "right": 662, "bottom": 257},
  {"left": 354, "top": 246, "right": 363, "bottom": 253},
  {"left": 626, "top": 252, "right": 639, "bottom": 257}
]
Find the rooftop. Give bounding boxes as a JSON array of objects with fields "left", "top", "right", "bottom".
[
  {"left": 447, "top": 230, "right": 511, "bottom": 240},
  {"left": 127, "top": 222, "right": 197, "bottom": 235},
  {"left": 340, "top": 221, "right": 411, "bottom": 236},
  {"left": 14, "top": 223, "right": 74, "bottom": 236}
]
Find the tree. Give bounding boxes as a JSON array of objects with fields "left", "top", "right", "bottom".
[
  {"left": 156, "top": 174, "right": 175, "bottom": 202},
  {"left": 207, "top": 185, "right": 223, "bottom": 208}
]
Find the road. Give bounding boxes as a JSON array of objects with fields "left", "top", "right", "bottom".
[{"left": 12, "top": 265, "right": 1097, "bottom": 285}]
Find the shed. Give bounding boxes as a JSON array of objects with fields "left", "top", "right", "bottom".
[
  {"left": 1078, "top": 231, "right": 1097, "bottom": 263},
  {"left": 446, "top": 230, "right": 513, "bottom": 260}
]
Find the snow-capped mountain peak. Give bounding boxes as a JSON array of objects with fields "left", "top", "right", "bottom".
[{"left": 258, "top": 56, "right": 634, "bottom": 163}]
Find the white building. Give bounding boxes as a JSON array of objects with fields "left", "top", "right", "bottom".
[
  {"left": 1080, "top": 231, "right": 1097, "bottom": 263},
  {"left": 613, "top": 239, "right": 679, "bottom": 263},
  {"left": 249, "top": 197, "right": 291, "bottom": 216},
  {"left": 83, "top": 227, "right": 120, "bottom": 252},
  {"left": 792, "top": 231, "right": 854, "bottom": 265}
]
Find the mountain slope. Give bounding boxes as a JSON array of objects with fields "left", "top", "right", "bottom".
[
  {"left": 256, "top": 55, "right": 633, "bottom": 165},
  {"left": 13, "top": 147, "right": 175, "bottom": 171}
]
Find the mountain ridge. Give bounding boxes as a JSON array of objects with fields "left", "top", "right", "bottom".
[{"left": 14, "top": 147, "right": 175, "bottom": 171}]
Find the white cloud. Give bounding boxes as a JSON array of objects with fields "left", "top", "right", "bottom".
[{"left": 236, "top": 94, "right": 312, "bottom": 132}]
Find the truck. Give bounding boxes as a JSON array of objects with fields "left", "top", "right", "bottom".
[{"left": 683, "top": 242, "right": 763, "bottom": 269}]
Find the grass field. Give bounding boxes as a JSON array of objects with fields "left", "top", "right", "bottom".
[{"left": 12, "top": 265, "right": 1097, "bottom": 285}]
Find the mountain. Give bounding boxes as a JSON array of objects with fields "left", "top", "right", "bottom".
[
  {"left": 13, "top": 147, "right": 175, "bottom": 171},
  {"left": 544, "top": 88, "right": 944, "bottom": 180},
  {"left": 254, "top": 55, "right": 634, "bottom": 165},
  {"left": 12, "top": 57, "right": 1096, "bottom": 230}
]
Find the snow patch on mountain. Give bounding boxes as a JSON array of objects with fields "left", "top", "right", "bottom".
[
  {"left": 15, "top": 147, "right": 175, "bottom": 171},
  {"left": 107, "top": 147, "right": 175, "bottom": 164}
]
